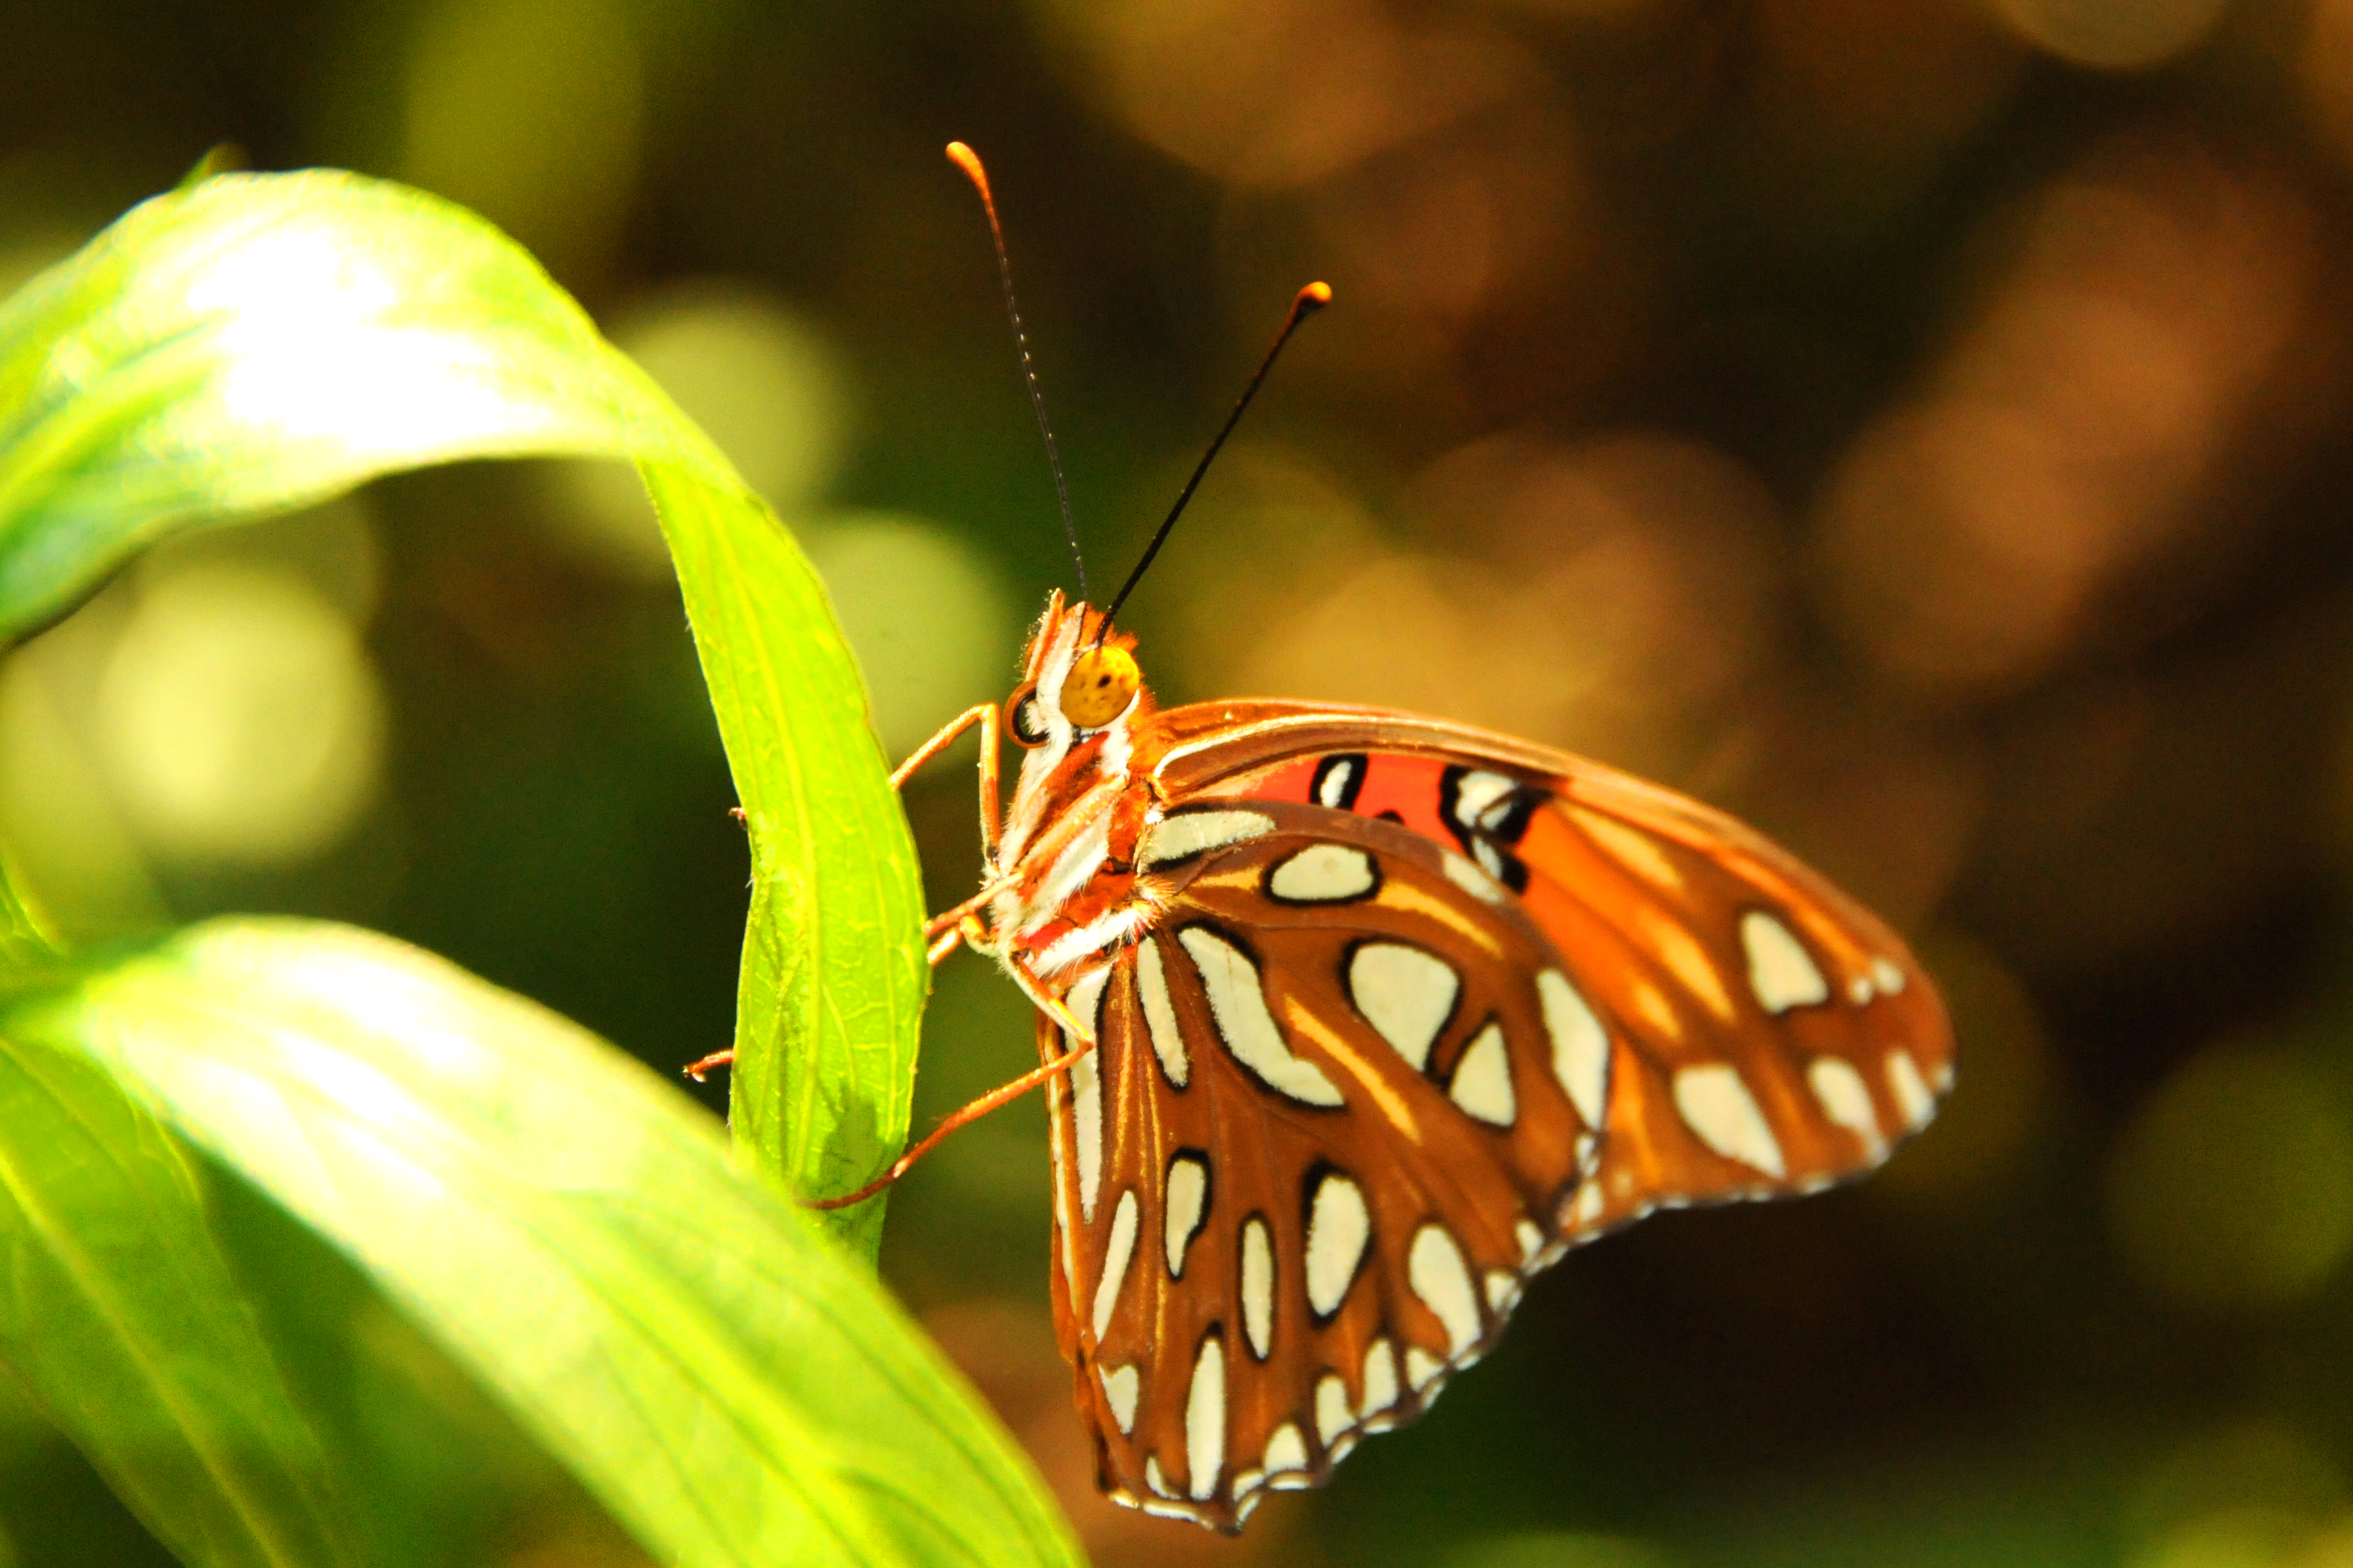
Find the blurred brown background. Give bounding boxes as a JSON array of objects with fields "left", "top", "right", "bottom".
[{"left": 9, "top": 0, "right": 2353, "bottom": 1563}]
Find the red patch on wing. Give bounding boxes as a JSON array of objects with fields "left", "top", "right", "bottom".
[{"left": 1206, "top": 754, "right": 1458, "bottom": 846}]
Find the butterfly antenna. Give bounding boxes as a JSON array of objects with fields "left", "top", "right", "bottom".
[
  {"left": 1097, "top": 281, "right": 1332, "bottom": 639},
  {"left": 947, "top": 142, "right": 1088, "bottom": 601}
]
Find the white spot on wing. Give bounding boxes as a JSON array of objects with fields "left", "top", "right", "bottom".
[
  {"left": 1538, "top": 971, "right": 1608, "bottom": 1127},
  {"left": 1145, "top": 1456, "right": 1175, "bottom": 1498},
  {"left": 1887, "top": 1048, "right": 1935, "bottom": 1129},
  {"left": 1361, "top": 1339, "right": 1399, "bottom": 1420},
  {"left": 1673, "top": 1064, "right": 1787, "bottom": 1176},
  {"left": 1099, "top": 1364, "right": 1140, "bottom": 1434},
  {"left": 1179, "top": 927, "right": 1344, "bottom": 1106},
  {"left": 1448, "top": 1021, "right": 1517, "bottom": 1126},
  {"left": 1444, "top": 851, "right": 1507, "bottom": 904},
  {"left": 1871, "top": 956, "right": 1907, "bottom": 995},
  {"left": 1742, "top": 911, "right": 1830, "bottom": 1013},
  {"left": 1069, "top": 1047, "right": 1103, "bottom": 1221},
  {"left": 1270, "top": 843, "right": 1378, "bottom": 902},
  {"left": 1317, "top": 759, "right": 1358, "bottom": 808},
  {"left": 1515, "top": 1218, "right": 1544, "bottom": 1264},
  {"left": 1808, "top": 1056, "right": 1885, "bottom": 1157},
  {"left": 1090, "top": 1188, "right": 1139, "bottom": 1340},
  {"left": 1315, "top": 1373, "right": 1351, "bottom": 1444},
  {"left": 1185, "top": 1335, "right": 1225, "bottom": 1501},
  {"left": 1484, "top": 1269, "right": 1521, "bottom": 1312},
  {"left": 1240, "top": 1217, "right": 1275, "bottom": 1359},
  {"left": 1347, "top": 942, "right": 1460, "bottom": 1071},
  {"left": 1454, "top": 770, "right": 1521, "bottom": 831},
  {"left": 1139, "top": 809, "right": 1276, "bottom": 871},
  {"left": 1264, "top": 1422, "right": 1309, "bottom": 1476},
  {"left": 1064, "top": 967, "right": 1111, "bottom": 1045},
  {"left": 1408, "top": 1223, "right": 1482, "bottom": 1355},
  {"left": 1164, "top": 1155, "right": 1208, "bottom": 1277},
  {"left": 1305, "top": 1171, "right": 1371, "bottom": 1317},
  {"left": 1405, "top": 1346, "right": 1446, "bottom": 1393},
  {"left": 1063, "top": 967, "right": 1111, "bottom": 1222},
  {"left": 1136, "top": 939, "right": 1189, "bottom": 1089}
]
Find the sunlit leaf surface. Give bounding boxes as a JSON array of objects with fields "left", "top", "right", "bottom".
[
  {"left": 5, "top": 921, "right": 1078, "bottom": 1568},
  {"left": 0, "top": 171, "right": 962, "bottom": 1558},
  {"left": 0, "top": 167, "right": 927, "bottom": 1245},
  {"left": 0, "top": 1030, "right": 357, "bottom": 1568}
]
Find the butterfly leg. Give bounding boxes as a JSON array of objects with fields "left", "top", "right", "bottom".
[
  {"left": 691, "top": 912, "right": 991, "bottom": 1082},
  {"left": 924, "top": 878, "right": 1013, "bottom": 941},
  {"left": 808, "top": 1034, "right": 1096, "bottom": 1210},
  {"left": 804, "top": 940, "right": 1102, "bottom": 1208},
  {"left": 889, "top": 700, "right": 1005, "bottom": 862}
]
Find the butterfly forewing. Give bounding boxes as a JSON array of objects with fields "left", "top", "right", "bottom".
[
  {"left": 1176, "top": 714, "right": 1955, "bottom": 1237},
  {"left": 1041, "top": 803, "right": 1610, "bottom": 1530},
  {"left": 1512, "top": 784, "right": 1950, "bottom": 1236}
]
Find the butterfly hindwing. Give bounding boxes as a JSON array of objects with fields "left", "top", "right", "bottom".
[
  {"left": 1012, "top": 687, "right": 1952, "bottom": 1531},
  {"left": 1041, "top": 803, "right": 1610, "bottom": 1531}
]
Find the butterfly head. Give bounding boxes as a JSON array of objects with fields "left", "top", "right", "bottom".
[
  {"left": 1007, "top": 592, "right": 1147, "bottom": 748},
  {"left": 994, "top": 592, "right": 1156, "bottom": 863}
]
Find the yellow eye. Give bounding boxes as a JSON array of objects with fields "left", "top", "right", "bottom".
[{"left": 1061, "top": 645, "right": 1140, "bottom": 729}]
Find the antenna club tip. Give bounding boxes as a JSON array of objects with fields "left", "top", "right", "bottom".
[
  {"left": 1301, "top": 281, "right": 1333, "bottom": 307},
  {"left": 945, "top": 140, "right": 990, "bottom": 195}
]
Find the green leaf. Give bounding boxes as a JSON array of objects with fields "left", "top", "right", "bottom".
[
  {"left": 0, "top": 1028, "right": 356, "bottom": 1568},
  {"left": 647, "top": 466, "right": 928, "bottom": 1259},
  {"left": 0, "top": 847, "right": 60, "bottom": 968},
  {"left": 0, "top": 171, "right": 718, "bottom": 636},
  {"left": 0, "top": 168, "right": 928, "bottom": 1246},
  {"left": 7, "top": 919, "right": 1080, "bottom": 1568},
  {"left": 0, "top": 168, "right": 991, "bottom": 1558}
]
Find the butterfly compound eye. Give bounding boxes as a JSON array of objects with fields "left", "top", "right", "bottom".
[
  {"left": 1061, "top": 646, "right": 1140, "bottom": 729},
  {"left": 1007, "top": 685, "right": 1052, "bottom": 746}
]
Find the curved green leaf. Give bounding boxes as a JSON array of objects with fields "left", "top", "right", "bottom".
[
  {"left": 0, "top": 171, "right": 993, "bottom": 1558},
  {"left": 0, "top": 850, "right": 58, "bottom": 968},
  {"left": 0, "top": 1028, "right": 356, "bottom": 1568},
  {"left": 646, "top": 466, "right": 928, "bottom": 1260},
  {"left": 0, "top": 172, "right": 716, "bottom": 632},
  {"left": 0, "top": 167, "right": 928, "bottom": 1247},
  {"left": 7, "top": 919, "right": 1080, "bottom": 1568}
]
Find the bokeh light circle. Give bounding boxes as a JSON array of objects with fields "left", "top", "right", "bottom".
[
  {"left": 1986, "top": 0, "right": 2230, "bottom": 70},
  {"left": 92, "top": 565, "right": 386, "bottom": 865},
  {"left": 399, "top": 0, "right": 643, "bottom": 278},
  {"left": 556, "top": 284, "right": 852, "bottom": 579},
  {"left": 2106, "top": 1048, "right": 2353, "bottom": 1307},
  {"left": 802, "top": 513, "right": 1015, "bottom": 761}
]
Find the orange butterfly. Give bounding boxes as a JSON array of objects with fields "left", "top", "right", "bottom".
[{"left": 786, "top": 144, "right": 1955, "bottom": 1533}]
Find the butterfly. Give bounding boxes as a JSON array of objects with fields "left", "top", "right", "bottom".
[{"left": 788, "top": 144, "right": 1955, "bottom": 1534}]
